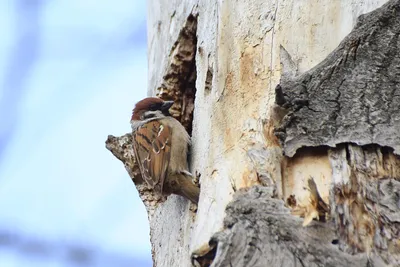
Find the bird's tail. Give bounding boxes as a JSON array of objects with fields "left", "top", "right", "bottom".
[{"left": 172, "top": 172, "right": 200, "bottom": 204}]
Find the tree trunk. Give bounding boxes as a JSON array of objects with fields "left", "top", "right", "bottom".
[{"left": 106, "top": 0, "right": 400, "bottom": 266}]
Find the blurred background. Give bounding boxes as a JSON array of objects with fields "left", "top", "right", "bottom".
[{"left": 0, "top": 0, "right": 152, "bottom": 266}]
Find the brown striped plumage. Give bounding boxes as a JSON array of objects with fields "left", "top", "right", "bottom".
[
  {"left": 133, "top": 120, "right": 171, "bottom": 194},
  {"left": 130, "top": 97, "right": 200, "bottom": 204}
]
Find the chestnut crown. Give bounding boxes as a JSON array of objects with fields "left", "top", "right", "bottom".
[{"left": 131, "top": 97, "right": 174, "bottom": 121}]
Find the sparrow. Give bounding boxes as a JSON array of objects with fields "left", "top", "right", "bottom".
[{"left": 130, "top": 97, "right": 200, "bottom": 204}]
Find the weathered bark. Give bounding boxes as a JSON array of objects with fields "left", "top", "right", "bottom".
[
  {"left": 105, "top": 0, "right": 400, "bottom": 266},
  {"left": 275, "top": 0, "right": 400, "bottom": 158},
  {"left": 328, "top": 145, "right": 400, "bottom": 261},
  {"left": 107, "top": 10, "right": 200, "bottom": 264},
  {"left": 209, "top": 186, "right": 380, "bottom": 267},
  {"left": 273, "top": 0, "right": 400, "bottom": 264}
]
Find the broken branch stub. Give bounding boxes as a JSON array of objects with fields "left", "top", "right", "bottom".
[
  {"left": 105, "top": 134, "right": 166, "bottom": 219},
  {"left": 105, "top": 13, "right": 199, "bottom": 216}
]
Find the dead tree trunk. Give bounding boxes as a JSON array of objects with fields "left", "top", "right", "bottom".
[{"left": 106, "top": 0, "right": 400, "bottom": 266}]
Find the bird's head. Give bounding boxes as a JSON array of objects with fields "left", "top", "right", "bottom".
[{"left": 131, "top": 97, "right": 174, "bottom": 121}]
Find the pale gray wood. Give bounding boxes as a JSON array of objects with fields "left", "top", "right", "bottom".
[{"left": 105, "top": 0, "right": 400, "bottom": 266}]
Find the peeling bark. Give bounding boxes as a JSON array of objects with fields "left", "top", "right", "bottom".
[
  {"left": 208, "top": 186, "right": 389, "bottom": 267},
  {"left": 106, "top": 0, "right": 400, "bottom": 266},
  {"left": 275, "top": 0, "right": 400, "bottom": 158},
  {"left": 200, "top": 149, "right": 400, "bottom": 266},
  {"left": 272, "top": 0, "right": 400, "bottom": 265},
  {"left": 329, "top": 144, "right": 400, "bottom": 263}
]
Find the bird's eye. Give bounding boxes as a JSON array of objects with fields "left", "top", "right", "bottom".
[
  {"left": 141, "top": 110, "right": 163, "bottom": 120},
  {"left": 142, "top": 112, "right": 155, "bottom": 120}
]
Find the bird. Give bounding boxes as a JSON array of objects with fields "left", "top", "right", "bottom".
[{"left": 130, "top": 97, "right": 200, "bottom": 204}]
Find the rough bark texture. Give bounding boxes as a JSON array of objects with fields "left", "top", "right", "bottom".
[
  {"left": 104, "top": 0, "right": 400, "bottom": 266},
  {"left": 206, "top": 146, "right": 400, "bottom": 267},
  {"left": 275, "top": 0, "right": 400, "bottom": 158},
  {"left": 209, "top": 186, "right": 385, "bottom": 267},
  {"left": 273, "top": 1, "right": 400, "bottom": 265},
  {"left": 328, "top": 145, "right": 400, "bottom": 263}
]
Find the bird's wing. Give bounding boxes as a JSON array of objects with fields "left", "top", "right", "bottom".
[{"left": 132, "top": 120, "right": 171, "bottom": 194}]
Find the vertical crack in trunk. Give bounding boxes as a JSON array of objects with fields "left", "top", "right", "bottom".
[{"left": 157, "top": 13, "right": 198, "bottom": 135}]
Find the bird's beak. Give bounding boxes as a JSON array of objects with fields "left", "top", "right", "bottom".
[{"left": 161, "top": 101, "right": 174, "bottom": 111}]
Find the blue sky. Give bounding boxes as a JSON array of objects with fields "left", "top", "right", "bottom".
[{"left": 0, "top": 1, "right": 151, "bottom": 266}]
